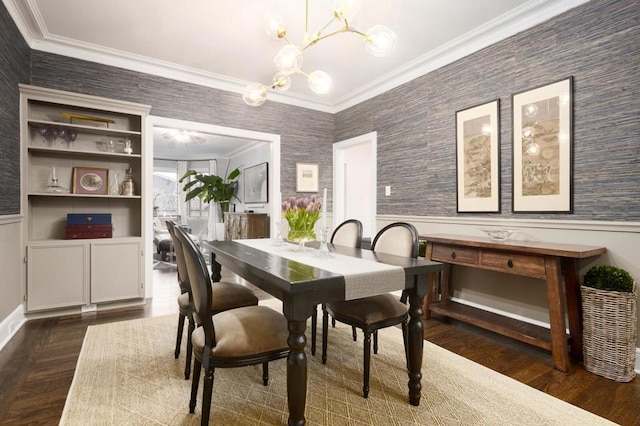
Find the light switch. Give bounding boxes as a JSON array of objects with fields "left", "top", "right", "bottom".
[{"left": 385, "top": 186, "right": 391, "bottom": 196}]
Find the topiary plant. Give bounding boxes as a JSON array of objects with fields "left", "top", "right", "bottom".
[{"left": 583, "top": 265, "right": 635, "bottom": 293}]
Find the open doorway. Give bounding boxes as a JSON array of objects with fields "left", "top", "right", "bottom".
[
  {"left": 333, "top": 132, "right": 377, "bottom": 239},
  {"left": 144, "top": 116, "right": 281, "bottom": 298}
]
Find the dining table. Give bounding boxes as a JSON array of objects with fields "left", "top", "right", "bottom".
[{"left": 203, "top": 238, "right": 444, "bottom": 426}]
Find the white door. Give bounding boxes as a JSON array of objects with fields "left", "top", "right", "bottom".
[{"left": 333, "top": 132, "right": 377, "bottom": 239}]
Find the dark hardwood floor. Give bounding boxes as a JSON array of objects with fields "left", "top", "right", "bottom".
[{"left": 1, "top": 265, "right": 638, "bottom": 425}]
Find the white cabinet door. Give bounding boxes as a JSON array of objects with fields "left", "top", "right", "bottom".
[
  {"left": 90, "top": 241, "right": 142, "bottom": 303},
  {"left": 27, "top": 244, "right": 88, "bottom": 311}
]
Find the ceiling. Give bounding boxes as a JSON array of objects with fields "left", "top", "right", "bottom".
[{"left": 4, "top": 0, "right": 585, "bottom": 157}]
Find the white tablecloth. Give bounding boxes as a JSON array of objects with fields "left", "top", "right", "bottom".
[{"left": 237, "top": 239, "right": 405, "bottom": 300}]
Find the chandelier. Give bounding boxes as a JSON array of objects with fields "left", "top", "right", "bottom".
[
  {"left": 162, "top": 129, "right": 205, "bottom": 148},
  {"left": 242, "top": 0, "right": 398, "bottom": 106}
]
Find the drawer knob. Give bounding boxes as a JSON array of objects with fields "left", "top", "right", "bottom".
[
  {"left": 450, "top": 252, "right": 456, "bottom": 260},
  {"left": 507, "top": 259, "right": 513, "bottom": 268}
]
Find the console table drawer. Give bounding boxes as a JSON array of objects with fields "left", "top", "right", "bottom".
[
  {"left": 431, "top": 244, "right": 478, "bottom": 265},
  {"left": 480, "top": 250, "right": 546, "bottom": 278}
]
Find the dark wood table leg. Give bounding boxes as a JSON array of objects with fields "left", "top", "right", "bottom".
[
  {"left": 407, "top": 274, "right": 427, "bottom": 406},
  {"left": 286, "top": 318, "right": 307, "bottom": 425},
  {"left": 545, "top": 256, "right": 570, "bottom": 372}
]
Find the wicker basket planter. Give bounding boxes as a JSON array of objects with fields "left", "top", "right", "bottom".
[{"left": 581, "top": 282, "right": 637, "bottom": 382}]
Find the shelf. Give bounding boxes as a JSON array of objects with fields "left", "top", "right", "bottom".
[
  {"left": 28, "top": 119, "right": 141, "bottom": 137},
  {"left": 428, "top": 299, "right": 559, "bottom": 351},
  {"left": 28, "top": 146, "right": 141, "bottom": 159},
  {"left": 28, "top": 192, "right": 141, "bottom": 199},
  {"left": 28, "top": 236, "right": 142, "bottom": 244}
]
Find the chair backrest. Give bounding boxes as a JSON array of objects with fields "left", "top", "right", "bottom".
[
  {"left": 166, "top": 220, "right": 189, "bottom": 294},
  {"left": 174, "top": 225, "right": 216, "bottom": 345},
  {"left": 371, "top": 222, "right": 418, "bottom": 258},
  {"left": 330, "top": 219, "right": 363, "bottom": 248}
]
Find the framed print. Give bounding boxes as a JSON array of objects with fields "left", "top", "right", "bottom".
[
  {"left": 512, "top": 77, "right": 572, "bottom": 212},
  {"left": 296, "top": 163, "right": 319, "bottom": 192},
  {"left": 72, "top": 167, "right": 109, "bottom": 195},
  {"left": 244, "top": 162, "right": 269, "bottom": 203},
  {"left": 456, "top": 99, "right": 500, "bottom": 212}
]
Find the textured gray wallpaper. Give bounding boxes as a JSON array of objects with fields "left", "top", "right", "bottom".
[
  {"left": 3, "top": 0, "right": 639, "bottom": 221},
  {"left": 335, "top": 0, "right": 640, "bottom": 221},
  {"left": 0, "top": 1, "right": 30, "bottom": 215}
]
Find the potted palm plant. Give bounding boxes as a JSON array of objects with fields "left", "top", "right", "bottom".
[
  {"left": 179, "top": 166, "right": 240, "bottom": 220},
  {"left": 581, "top": 265, "right": 637, "bottom": 382}
]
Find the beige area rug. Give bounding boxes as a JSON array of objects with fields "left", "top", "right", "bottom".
[{"left": 60, "top": 299, "right": 615, "bottom": 426}]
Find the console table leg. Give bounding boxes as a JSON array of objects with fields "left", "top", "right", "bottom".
[
  {"left": 545, "top": 256, "right": 570, "bottom": 372},
  {"left": 562, "top": 258, "right": 583, "bottom": 360}
]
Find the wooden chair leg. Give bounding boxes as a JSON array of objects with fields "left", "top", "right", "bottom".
[
  {"left": 332, "top": 317, "right": 336, "bottom": 327},
  {"left": 189, "top": 358, "right": 202, "bottom": 413},
  {"left": 363, "top": 331, "right": 371, "bottom": 398},
  {"left": 373, "top": 330, "right": 378, "bottom": 354},
  {"left": 322, "top": 307, "right": 329, "bottom": 365},
  {"left": 185, "top": 316, "right": 195, "bottom": 379},
  {"left": 201, "top": 366, "right": 215, "bottom": 426},
  {"left": 262, "top": 362, "right": 269, "bottom": 386},
  {"left": 175, "top": 313, "right": 185, "bottom": 358},
  {"left": 352, "top": 326, "right": 357, "bottom": 341},
  {"left": 311, "top": 304, "right": 317, "bottom": 355}
]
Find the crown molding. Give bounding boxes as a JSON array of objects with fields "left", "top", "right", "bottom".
[{"left": 3, "top": 0, "right": 589, "bottom": 114}]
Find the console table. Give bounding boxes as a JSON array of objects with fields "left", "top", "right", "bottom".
[{"left": 421, "top": 234, "right": 606, "bottom": 372}]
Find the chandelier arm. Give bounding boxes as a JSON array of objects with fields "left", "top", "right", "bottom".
[{"left": 305, "top": 26, "right": 352, "bottom": 48}]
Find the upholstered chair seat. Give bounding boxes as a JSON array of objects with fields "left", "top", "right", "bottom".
[{"left": 191, "top": 306, "right": 288, "bottom": 359}]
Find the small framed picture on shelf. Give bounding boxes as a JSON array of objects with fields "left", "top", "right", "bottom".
[
  {"left": 296, "top": 162, "right": 319, "bottom": 192},
  {"left": 72, "top": 167, "right": 109, "bottom": 195}
]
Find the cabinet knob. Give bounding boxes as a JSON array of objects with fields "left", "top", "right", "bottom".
[
  {"left": 450, "top": 252, "right": 456, "bottom": 260},
  {"left": 507, "top": 259, "right": 513, "bottom": 268}
]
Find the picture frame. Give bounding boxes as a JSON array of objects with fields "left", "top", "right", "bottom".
[
  {"left": 72, "top": 167, "right": 109, "bottom": 195},
  {"left": 244, "top": 162, "right": 269, "bottom": 203},
  {"left": 295, "top": 162, "right": 319, "bottom": 192},
  {"left": 512, "top": 77, "right": 573, "bottom": 213},
  {"left": 456, "top": 99, "right": 501, "bottom": 212}
]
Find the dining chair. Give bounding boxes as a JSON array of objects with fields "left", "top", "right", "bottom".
[
  {"left": 174, "top": 226, "right": 290, "bottom": 425},
  {"left": 166, "top": 220, "right": 259, "bottom": 380},
  {"left": 321, "top": 221, "right": 418, "bottom": 398},
  {"left": 310, "top": 219, "right": 363, "bottom": 355}
]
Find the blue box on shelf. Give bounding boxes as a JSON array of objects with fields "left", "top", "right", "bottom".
[{"left": 66, "top": 213, "right": 112, "bottom": 225}]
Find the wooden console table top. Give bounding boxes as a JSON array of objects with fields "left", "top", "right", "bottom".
[{"left": 421, "top": 234, "right": 606, "bottom": 258}]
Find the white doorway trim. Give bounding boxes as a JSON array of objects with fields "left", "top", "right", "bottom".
[
  {"left": 333, "top": 131, "right": 377, "bottom": 238},
  {"left": 145, "top": 116, "right": 281, "bottom": 297}
]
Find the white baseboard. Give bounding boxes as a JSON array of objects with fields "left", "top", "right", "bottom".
[{"left": 0, "top": 304, "right": 26, "bottom": 352}]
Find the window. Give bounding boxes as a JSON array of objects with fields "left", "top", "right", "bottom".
[{"left": 153, "top": 170, "right": 178, "bottom": 216}]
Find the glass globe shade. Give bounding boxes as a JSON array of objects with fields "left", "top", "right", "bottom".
[
  {"left": 264, "top": 12, "right": 285, "bottom": 39},
  {"left": 242, "top": 83, "right": 267, "bottom": 106},
  {"left": 364, "top": 25, "right": 397, "bottom": 57},
  {"left": 308, "top": 71, "right": 332, "bottom": 95},
  {"left": 333, "top": 0, "right": 361, "bottom": 21},
  {"left": 273, "top": 71, "right": 292, "bottom": 91},
  {"left": 274, "top": 45, "right": 302, "bottom": 73}
]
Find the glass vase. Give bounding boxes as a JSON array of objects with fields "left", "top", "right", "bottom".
[{"left": 287, "top": 229, "right": 316, "bottom": 251}]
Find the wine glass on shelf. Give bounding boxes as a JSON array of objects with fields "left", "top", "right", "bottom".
[
  {"left": 39, "top": 126, "right": 51, "bottom": 147},
  {"left": 66, "top": 128, "right": 77, "bottom": 149}
]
